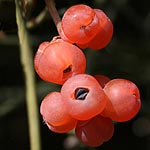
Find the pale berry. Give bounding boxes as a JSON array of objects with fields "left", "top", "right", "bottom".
[
  {"left": 40, "top": 92, "right": 77, "bottom": 127},
  {"left": 88, "top": 9, "right": 113, "bottom": 50},
  {"left": 34, "top": 39, "right": 86, "bottom": 84},
  {"left": 46, "top": 120, "right": 77, "bottom": 133},
  {"left": 34, "top": 41, "right": 50, "bottom": 72},
  {"left": 102, "top": 79, "right": 141, "bottom": 122},
  {"left": 61, "top": 74, "right": 108, "bottom": 120},
  {"left": 61, "top": 4, "right": 100, "bottom": 44}
]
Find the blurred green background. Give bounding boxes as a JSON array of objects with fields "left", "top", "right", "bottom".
[{"left": 0, "top": 0, "right": 150, "bottom": 150}]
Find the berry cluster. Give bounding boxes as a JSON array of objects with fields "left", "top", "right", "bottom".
[{"left": 34, "top": 4, "right": 141, "bottom": 147}]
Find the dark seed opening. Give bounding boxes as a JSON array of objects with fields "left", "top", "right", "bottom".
[
  {"left": 74, "top": 88, "right": 89, "bottom": 100},
  {"left": 63, "top": 65, "right": 72, "bottom": 73},
  {"left": 80, "top": 25, "right": 86, "bottom": 30}
]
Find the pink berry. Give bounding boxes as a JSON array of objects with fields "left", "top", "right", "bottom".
[
  {"left": 102, "top": 79, "right": 141, "bottom": 122},
  {"left": 61, "top": 74, "right": 108, "bottom": 120}
]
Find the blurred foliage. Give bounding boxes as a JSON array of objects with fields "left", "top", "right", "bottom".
[{"left": 0, "top": 0, "right": 150, "bottom": 150}]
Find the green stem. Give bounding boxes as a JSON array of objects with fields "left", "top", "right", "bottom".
[{"left": 15, "top": 1, "right": 41, "bottom": 150}]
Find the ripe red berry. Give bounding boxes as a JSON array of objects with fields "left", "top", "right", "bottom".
[
  {"left": 61, "top": 4, "right": 100, "bottom": 44},
  {"left": 87, "top": 9, "right": 113, "bottom": 50},
  {"left": 34, "top": 41, "right": 50, "bottom": 71},
  {"left": 46, "top": 119, "right": 77, "bottom": 133},
  {"left": 75, "top": 115, "right": 114, "bottom": 147},
  {"left": 94, "top": 74, "right": 110, "bottom": 88},
  {"left": 34, "top": 39, "right": 86, "bottom": 84},
  {"left": 102, "top": 79, "right": 141, "bottom": 122},
  {"left": 40, "top": 92, "right": 77, "bottom": 127},
  {"left": 61, "top": 74, "right": 108, "bottom": 120},
  {"left": 61, "top": 5, "right": 113, "bottom": 50}
]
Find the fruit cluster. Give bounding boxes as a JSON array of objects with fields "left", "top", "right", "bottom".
[{"left": 34, "top": 4, "right": 141, "bottom": 147}]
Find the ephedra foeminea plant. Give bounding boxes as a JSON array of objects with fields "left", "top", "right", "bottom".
[{"left": 34, "top": 0, "right": 141, "bottom": 148}]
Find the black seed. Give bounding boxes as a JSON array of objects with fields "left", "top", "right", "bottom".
[
  {"left": 75, "top": 88, "right": 89, "bottom": 100},
  {"left": 63, "top": 65, "right": 72, "bottom": 73}
]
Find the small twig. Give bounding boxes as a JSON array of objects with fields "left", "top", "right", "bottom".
[
  {"left": 15, "top": 0, "right": 41, "bottom": 150},
  {"left": 44, "top": 0, "right": 61, "bottom": 34},
  {"left": 26, "top": 7, "right": 49, "bottom": 29}
]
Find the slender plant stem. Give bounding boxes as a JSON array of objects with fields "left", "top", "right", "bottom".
[
  {"left": 15, "top": 1, "right": 41, "bottom": 150},
  {"left": 26, "top": 7, "right": 48, "bottom": 29},
  {"left": 45, "top": 0, "right": 61, "bottom": 34}
]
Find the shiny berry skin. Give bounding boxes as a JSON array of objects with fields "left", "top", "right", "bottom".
[
  {"left": 61, "top": 74, "right": 108, "bottom": 120},
  {"left": 40, "top": 92, "right": 77, "bottom": 127},
  {"left": 34, "top": 39, "right": 86, "bottom": 84},
  {"left": 87, "top": 9, "right": 113, "bottom": 50},
  {"left": 61, "top": 5, "right": 113, "bottom": 50},
  {"left": 102, "top": 79, "right": 141, "bottom": 122},
  {"left": 34, "top": 41, "right": 50, "bottom": 71},
  {"left": 46, "top": 119, "right": 77, "bottom": 133},
  {"left": 61, "top": 4, "right": 100, "bottom": 44},
  {"left": 75, "top": 115, "right": 114, "bottom": 147},
  {"left": 94, "top": 74, "right": 110, "bottom": 88}
]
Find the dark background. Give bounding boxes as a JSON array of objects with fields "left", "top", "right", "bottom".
[{"left": 0, "top": 0, "right": 150, "bottom": 150}]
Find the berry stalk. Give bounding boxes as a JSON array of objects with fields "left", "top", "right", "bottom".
[
  {"left": 15, "top": 1, "right": 41, "bottom": 150},
  {"left": 45, "top": 0, "right": 61, "bottom": 34}
]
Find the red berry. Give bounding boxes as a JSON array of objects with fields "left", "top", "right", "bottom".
[
  {"left": 59, "top": 25, "right": 73, "bottom": 44},
  {"left": 102, "top": 79, "right": 141, "bottom": 122},
  {"left": 46, "top": 119, "right": 77, "bottom": 133},
  {"left": 75, "top": 115, "right": 114, "bottom": 147},
  {"left": 40, "top": 92, "right": 77, "bottom": 127},
  {"left": 34, "top": 41, "right": 50, "bottom": 71},
  {"left": 61, "top": 5, "right": 113, "bottom": 50},
  {"left": 61, "top": 4, "right": 100, "bottom": 44},
  {"left": 94, "top": 74, "right": 110, "bottom": 88},
  {"left": 34, "top": 39, "right": 86, "bottom": 84},
  {"left": 61, "top": 74, "right": 108, "bottom": 120},
  {"left": 88, "top": 9, "right": 113, "bottom": 50}
]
